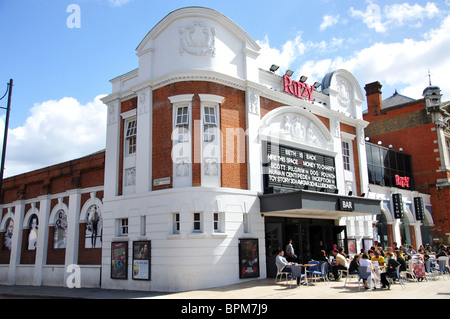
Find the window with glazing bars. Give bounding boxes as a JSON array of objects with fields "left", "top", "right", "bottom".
[
  {"left": 126, "top": 119, "right": 137, "bottom": 155},
  {"left": 203, "top": 106, "right": 217, "bottom": 142},
  {"left": 342, "top": 141, "right": 351, "bottom": 171}
]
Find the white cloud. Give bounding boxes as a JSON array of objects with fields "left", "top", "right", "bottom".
[
  {"left": 256, "top": 12, "right": 450, "bottom": 106},
  {"left": 320, "top": 14, "right": 340, "bottom": 31},
  {"left": 256, "top": 35, "right": 306, "bottom": 74},
  {"left": 296, "top": 15, "right": 450, "bottom": 101},
  {"left": 350, "top": 1, "right": 440, "bottom": 32},
  {"left": 108, "top": 0, "right": 132, "bottom": 7},
  {"left": 350, "top": 2, "right": 386, "bottom": 32},
  {"left": 0, "top": 95, "right": 107, "bottom": 178}
]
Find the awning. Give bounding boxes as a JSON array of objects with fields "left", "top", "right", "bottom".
[{"left": 259, "top": 190, "right": 381, "bottom": 219}]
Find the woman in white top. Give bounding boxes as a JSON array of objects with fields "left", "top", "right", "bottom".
[{"left": 359, "top": 253, "right": 376, "bottom": 289}]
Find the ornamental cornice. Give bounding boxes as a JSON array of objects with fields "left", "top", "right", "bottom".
[{"left": 102, "top": 70, "right": 369, "bottom": 129}]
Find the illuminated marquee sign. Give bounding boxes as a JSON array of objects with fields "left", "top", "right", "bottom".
[
  {"left": 283, "top": 74, "right": 315, "bottom": 102},
  {"left": 264, "top": 142, "right": 337, "bottom": 193}
]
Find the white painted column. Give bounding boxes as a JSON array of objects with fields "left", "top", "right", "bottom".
[
  {"left": 392, "top": 219, "right": 402, "bottom": 246},
  {"left": 246, "top": 90, "right": 262, "bottom": 192},
  {"left": 356, "top": 126, "right": 369, "bottom": 195},
  {"left": 33, "top": 195, "right": 51, "bottom": 286},
  {"left": 7, "top": 200, "right": 25, "bottom": 285},
  {"left": 413, "top": 222, "right": 423, "bottom": 249},
  {"left": 136, "top": 87, "right": 152, "bottom": 193},
  {"left": 64, "top": 190, "right": 81, "bottom": 286},
  {"left": 103, "top": 98, "right": 121, "bottom": 199}
]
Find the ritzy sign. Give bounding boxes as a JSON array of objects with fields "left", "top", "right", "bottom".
[{"left": 283, "top": 75, "right": 315, "bottom": 102}]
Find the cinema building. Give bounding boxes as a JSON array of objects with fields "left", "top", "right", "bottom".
[{"left": 0, "top": 7, "right": 385, "bottom": 292}]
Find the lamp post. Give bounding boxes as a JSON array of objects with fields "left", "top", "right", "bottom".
[{"left": 0, "top": 79, "right": 13, "bottom": 200}]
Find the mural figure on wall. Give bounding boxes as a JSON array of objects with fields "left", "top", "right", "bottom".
[
  {"left": 3, "top": 218, "right": 14, "bottom": 251},
  {"left": 86, "top": 204, "right": 102, "bottom": 248},
  {"left": 54, "top": 209, "right": 68, "bottom": 249},
  {"left": 28, "top": 215, "right": 38, "bottom": 250}
]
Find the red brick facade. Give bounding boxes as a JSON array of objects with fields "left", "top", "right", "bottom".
[
  {"left": 364, "top": 81, "right": 450, "bottom": 240},
  {"left": 150, "top": 81, "right": 248, "bottom": 191},
  {"left": 0, "top": 151, "right": 105, "bottom": 264}
]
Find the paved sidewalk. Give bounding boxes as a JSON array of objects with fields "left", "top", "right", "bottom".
[{"left": 0, "top": 276, "right": 449, "bottom": 299}]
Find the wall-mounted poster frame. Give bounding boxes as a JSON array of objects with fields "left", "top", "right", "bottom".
[
  {"left": 132, "top": 241, "right": 151, "bottom": 281},
  {"left": 111, "top": 241, "right": 128, "bottom": 279},
  {"left": 347, "top": 239, "right": 357, "bottom": 255},
  {"left": 238, "top": 238, "right": 260, "bottom": 279}
]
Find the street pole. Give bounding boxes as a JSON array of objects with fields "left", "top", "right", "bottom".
[{"left": 0, "top": 79, "right": 13, "bottom": 200}]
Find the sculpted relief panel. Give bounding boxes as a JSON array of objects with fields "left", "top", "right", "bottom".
[
  {"left": 261, "top": 108, "right": 334, "bottom": 152},
  {"left": 180, "top": 20, "right": 216, "bottom": 56}
]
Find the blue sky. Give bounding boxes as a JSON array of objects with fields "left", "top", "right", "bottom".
[{"left": 0, "top": 0, "right": 449, "bottom": 177}]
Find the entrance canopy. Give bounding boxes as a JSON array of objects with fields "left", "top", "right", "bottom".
[{"left": 259, "top": 190, "right": 381, "bottom": 219}]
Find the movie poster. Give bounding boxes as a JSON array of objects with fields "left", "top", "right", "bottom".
[
  {"left": 238, "top": 238, "right": 260, "bottom": 278},
  {"left": 132, "top": 241, "right": 151, "bottom": 280},
  {"left": 111, "top": 242, "right": 128, "bottom": 279}
]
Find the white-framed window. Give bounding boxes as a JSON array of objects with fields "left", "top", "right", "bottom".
[
  {"left": 199, "top": 94, "right": 223, "bottom": 188},
  {"left": 193, "top": 212, "right": 202, "bottom": 233},
  {"left": 342, "top": 141, "right": 351, "bottom": 171},
  {"left": 119, "top": 218, "right": 128, "bottom": 236},
  {"left": 125, "top": 119, "right": 137, "bottom": 155},
  {"left": 213, "top": 212, "right": 224, "bottom": 233},
  {"left": 213, "top": 213, "right": 219, "bottom": 231},
  {"left": 173, "top": 213, "right": 180, "bottom": 234},
  {"left": 169, "top": 94, "right": 194, "bottom": 188},
  {"left": 175, "top": 106, "right": 189, "bottom": 143},
  {"left": 175, "top": 106, "right": 189, "bottom": 126}
]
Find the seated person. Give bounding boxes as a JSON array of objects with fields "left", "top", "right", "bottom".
[
  {"left": 276, "top": 250, "right": 302, "bottom": 284},
  {"left": 348, "top": 254, "right": 360, "bottom": 274},
  {"left": 371, "top": 251, "right": 386, "bottom": 267},
  {"left": 380, "top": 252, "right": 400, "bottom": 289},
  {"left": 331, "top": 249, "right": 349, "bottom": 280}
]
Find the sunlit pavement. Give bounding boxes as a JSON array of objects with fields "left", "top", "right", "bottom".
[{"left": 0, "top": 276, "right": 448, "bottom": 299}]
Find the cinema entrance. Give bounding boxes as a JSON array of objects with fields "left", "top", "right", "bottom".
[
  {"left": 260, "top": 190, "right": 380, "bottom": 278},
  {"left": 265, "top": 217, "right": 348, "bottom": 278}
]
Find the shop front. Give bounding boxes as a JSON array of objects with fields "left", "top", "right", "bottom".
[{"left": 260, "top": 189, "right": 380, "bottom": 277}]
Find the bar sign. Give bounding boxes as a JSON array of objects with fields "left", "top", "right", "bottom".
[
  {"left": 414, "top": 197, "right": 424, "bottom": 221},
  {"left": 393, "top": 194, "right": 404, "bottom": 219}
]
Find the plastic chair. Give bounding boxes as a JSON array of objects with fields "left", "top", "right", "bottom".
[
  {"left": 343, "top": 266, "right": 358, "bottom": 287},
  {"left": 433, "top": 257, "right": 450, "bottom": 280},
  {"left": 305, "top": 260, "right": 319, "bottom": 281},
  {"left": 308, "top": 261, "right": 329, "bottom": 284},
  {"left": 357, "top": 266, "right": 373, "bottom": 291},
  {"left": 425, "top": 259, "right": 437, "bottom": 280},
  {"left": 275, "top": 264, "right": 290, "bottom": 283},
  {"left": 387, "top": 265, "right": 405, "bottom": 289},
  {"left": 402, "top": 259, "right": 418, "bottom": 282},
  {"left": 290, "top": 265, "right": 307, "bottom": 288}
]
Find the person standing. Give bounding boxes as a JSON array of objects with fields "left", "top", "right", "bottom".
[{"left": 285, "top": 239, "right": 297, "bottom": 262}]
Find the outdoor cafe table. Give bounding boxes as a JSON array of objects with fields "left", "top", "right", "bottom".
[{"left": 291, "top": 264, "right": 316, "bottom": 286}]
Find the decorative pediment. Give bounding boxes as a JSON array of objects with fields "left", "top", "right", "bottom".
[{"left": 260, "top": 106, "right": 334, "bottom": 152}]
